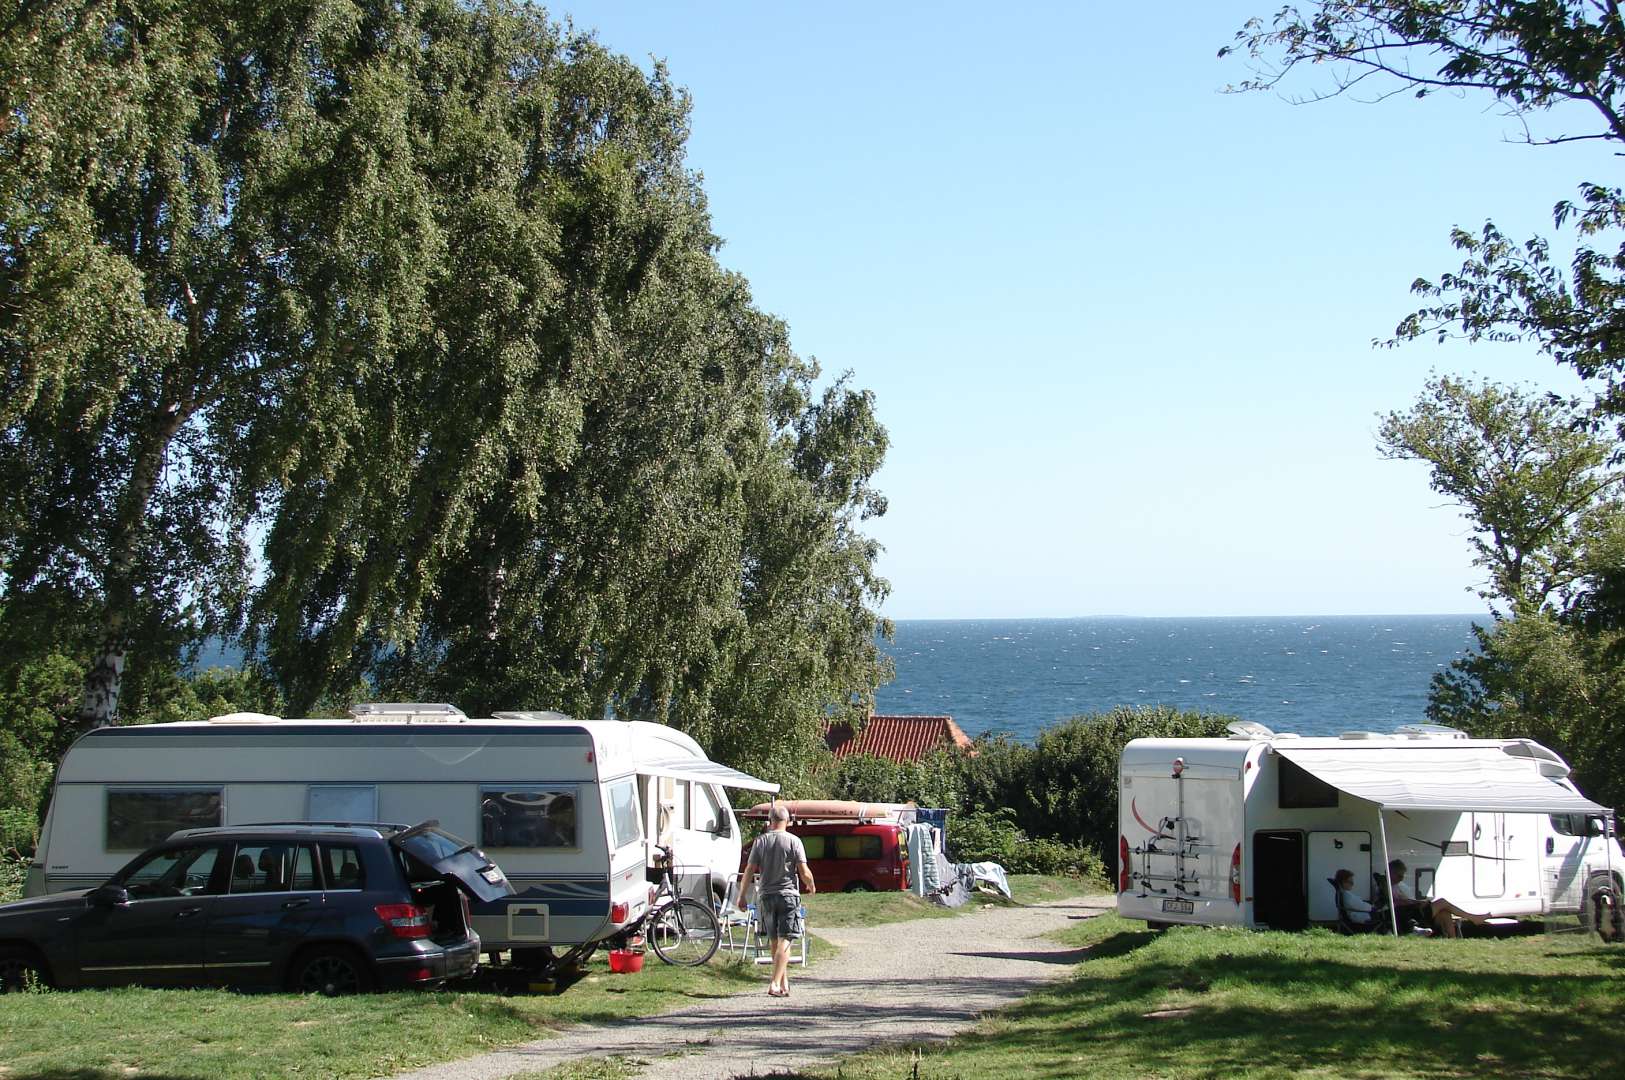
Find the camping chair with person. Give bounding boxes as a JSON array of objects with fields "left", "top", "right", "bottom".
[{"left": 1329, "top": 870, "right": 1392, "bottom": 935}]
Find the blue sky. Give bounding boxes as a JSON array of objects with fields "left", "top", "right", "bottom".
[{"left": 558, "top": 2, "right": 1613, "bottom": 619}]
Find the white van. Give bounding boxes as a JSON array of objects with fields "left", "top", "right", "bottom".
[
  {"left": 26, "top": 705, "right": 778, "bottom": 964},
  {"left": 1117, "top": 723, "right": 1622, "bottom": 937}
]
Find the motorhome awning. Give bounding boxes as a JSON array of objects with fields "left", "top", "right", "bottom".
[
  {"left": 638, "top": 756, "right": 781, "bottom": 794},
  {"left": 1272, "top": 743, "right": 1608, "bottom": 815}
]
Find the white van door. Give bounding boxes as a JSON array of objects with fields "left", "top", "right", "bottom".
[
  {"left": 1471, "top": 813, "right": 1507, "bottom": 899},
  {"left": 1541, "top": 813, "right": 1588, "bottom": 912},
  {"left": 690, "top": 783, "right": 737, "bottom": 894}
]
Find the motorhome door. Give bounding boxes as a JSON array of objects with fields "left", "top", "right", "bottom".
[{"left": 1471, "top": 813, "right": 1507, "bottom": 899}]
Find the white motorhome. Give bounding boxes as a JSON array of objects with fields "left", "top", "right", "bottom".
[
  {"left": 26, "top": 705, "right": 778, "bottom": 963},
  {"left": 1118, "top": 723, "right": 1622, "bottom": 937}
]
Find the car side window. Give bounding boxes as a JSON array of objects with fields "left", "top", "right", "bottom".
[
  {"left": 229, "top": 843, "right": 319, "bottom": 894},
  {"left": 119, "top": 844, "right": 224, "bottom": 899},
  {"left": 319, "top": 843, "right": 367, "bottom": 890}
]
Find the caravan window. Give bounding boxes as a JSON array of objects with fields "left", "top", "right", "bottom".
[
  {"left": 608, "top": 779, "right": 642, "bottom": 850},
  {"left": 106, "top": 788, "right": 223, "bottom": 851},
  {"left": 481, "top": 788, "right": 578, "bottom": 849},
  {"left": 308, "top": 785, "right": 377, "bottom": 823}
]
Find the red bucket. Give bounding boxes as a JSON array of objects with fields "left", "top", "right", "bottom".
[{"left": 608, "top": 949, "right": 644, "bottom": 974}]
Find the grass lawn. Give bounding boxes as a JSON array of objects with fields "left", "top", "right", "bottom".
[
  {"left": 776, "top": 913, "right": 1625, "bottom": 1080},
  {"left": 0, "top": 938, "right": 834, "bottom": 1080},
  {"left": 805, "top": 873, "right": 1102, "bottom": 929}
]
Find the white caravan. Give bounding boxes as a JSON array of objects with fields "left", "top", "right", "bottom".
[
  {"left": 26, "top": 705, "right": 778, "bottom": 963},
  {"left": 1117, "top": 723, "right": 1622, "bottom": 936}
]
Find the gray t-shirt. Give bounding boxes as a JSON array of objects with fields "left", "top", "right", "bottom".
[{"left": 748, "top": 829, "right": 808, "bottom": 898}]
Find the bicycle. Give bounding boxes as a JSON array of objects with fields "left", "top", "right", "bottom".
[{"left": 631, "top": 845, "right": 721, "bottom": 966}]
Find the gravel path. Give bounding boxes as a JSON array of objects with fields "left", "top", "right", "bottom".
[{"left": 391, "top": 894, "right": 1113, "bottom": 1080}]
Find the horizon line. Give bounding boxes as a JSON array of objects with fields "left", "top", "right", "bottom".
[{"left": 879, "top": 612, "right": 1490, "bottom": 622}]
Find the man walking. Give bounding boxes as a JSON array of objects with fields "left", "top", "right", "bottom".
[{"left": 736, "top": 803, "right": 815, "bottom": 998}]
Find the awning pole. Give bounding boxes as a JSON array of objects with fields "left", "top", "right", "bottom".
[{"left": 1376, "top": 806, "right": 1399, "bottom": 937}]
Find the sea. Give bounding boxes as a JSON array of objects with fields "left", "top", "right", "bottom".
[{"left": 871, "top": 614, "right": 1486, "bottom": 742}]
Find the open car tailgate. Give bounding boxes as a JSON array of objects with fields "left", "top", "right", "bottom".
[{"left": 392, "top": 821, "right": 515, "bottom": 903}]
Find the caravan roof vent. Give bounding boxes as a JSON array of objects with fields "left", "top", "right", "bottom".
[
  {"left": 349, "top": 703, "right": 466, "bottom": 723},
  {"left": 208, "top": 711, "right": 283, "bottom": 724},
  {"left": 1225, "top": 720, "right": 1276, "bottom": 740},
  {"left": 1395, "top": 724, "right": 1468, "bottom": 740},
  {"left": 1338, "top": 730, "right": 1389, "bottom": 740},
  {"left": 492, "top": 710, "right": 576, "bottom": 724}
]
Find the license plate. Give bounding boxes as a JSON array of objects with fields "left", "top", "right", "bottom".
[{"left": 1162, "top": 898, "right": 1194, "bottom": 914}]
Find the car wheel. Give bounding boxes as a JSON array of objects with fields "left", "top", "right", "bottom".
[
  {"left": 291, "top": 947, "right": 374, "bottom": 996},
  {"left": 842, "top": 881, "right": 875, "bottom": 893},
  {"left": 0, "top": 945, "right": 51, "bottom": 993}
]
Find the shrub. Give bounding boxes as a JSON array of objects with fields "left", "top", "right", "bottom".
[
  {"left": 0, "top": 850, "right": 26, "bottom": 904},
  {"left": 947, "top": 809, "right": 1104, "bottom": 879},
  {"left": 825, "top": 749, "right": 969, "bottom": 809}
]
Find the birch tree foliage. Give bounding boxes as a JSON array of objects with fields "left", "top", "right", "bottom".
[
  {"left": 1378, "top": 375, "right": 1624, "bottom": 615},
  {"left": 2, "top": 0, "right": 893, "bottom": 779}
]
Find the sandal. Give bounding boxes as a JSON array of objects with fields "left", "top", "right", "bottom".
[{"left": 768, "top": 988, "right": 788, "bottom": 998}]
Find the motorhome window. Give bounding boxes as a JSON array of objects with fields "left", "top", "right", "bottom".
[
  {"left": 481, "top": 788, "right": 579, "bottom": 848},
  {"left": 105, "top": 788, "right": 223, "bottom": 851},
  {"left": 307, "top": 785, "right": 377, "bottom": 823},
  {"left": 118, "top": 844, "right": 222, "bottom": 899},
  {"left": 319, "top": 844, "right": 366, "bottom": 890},
  {"left": 608, "top": 779, "right": 642, "bottom": 850},
  {"left": 229, "top": 843, "right": 318, "bottom": 893},
  {"left": 1550, "top": 813, "right": 1583, "bottom": 836},
  {"left": 1277, "top": 759, "right": 1338, "bottom": 809},
  {"left": 800, "top": 835, "right": 827, "bottom": 860},
  {"left": 695, "top": 785, "right": 726, "bottom": 834},
  {"left": 659, "top": 778, "right": 690, "bottom": 834}
]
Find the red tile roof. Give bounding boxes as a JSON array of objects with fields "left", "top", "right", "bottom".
[{"left": 824, "top": 714, "right": 974, "bottom": 763}]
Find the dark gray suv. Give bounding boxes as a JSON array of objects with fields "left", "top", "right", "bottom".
[{"left": 0, "top": 821, "right": 512, "bottom": 995}]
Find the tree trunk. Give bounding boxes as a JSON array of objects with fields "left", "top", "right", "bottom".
[
  {"left": 76, "top": 630, "right": 128, "bottom": 729},
  {"left": 72, "top": 401, "right": 190, "bottom": 731}
]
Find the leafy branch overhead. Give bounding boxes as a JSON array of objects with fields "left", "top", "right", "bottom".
[{"left": 1226, "top": 2, "right": 1625, "bottom": 434}]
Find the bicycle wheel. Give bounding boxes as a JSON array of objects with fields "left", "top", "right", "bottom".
[{"left": 648, "top": 897, "right": 721, "bottom": 966}]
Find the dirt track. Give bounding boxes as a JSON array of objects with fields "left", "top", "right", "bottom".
[{"left": 389, "top": 894, "right": 1112, "bottom": 1080}]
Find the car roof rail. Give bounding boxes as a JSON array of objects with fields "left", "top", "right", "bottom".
[{"left": 169, "top": 821, "right": 412, "bottom": 838}]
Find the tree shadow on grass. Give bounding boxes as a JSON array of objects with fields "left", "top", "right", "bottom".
[{"left": 964, "top": 942, "right": 1625, "bottom": 1079}]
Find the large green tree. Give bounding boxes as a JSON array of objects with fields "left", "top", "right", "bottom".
[{"left": 1, "top": 1, "right": 891, "bottom": 778}]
